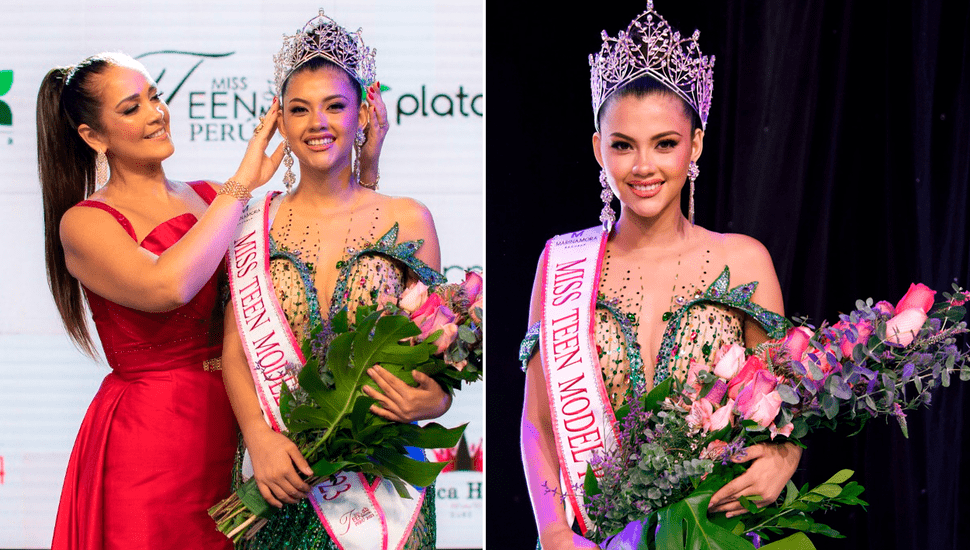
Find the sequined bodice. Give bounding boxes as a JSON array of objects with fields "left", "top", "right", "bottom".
[
  {"left": 595, "top": 295, "right": 744, "bottom": 410},
  {"left": 520, "top": 257, "right": 790, "bottom": 412}
]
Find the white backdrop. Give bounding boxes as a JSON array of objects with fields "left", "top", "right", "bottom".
[{"left": 0, "top": 1, "right": 483, "bottom": 547}]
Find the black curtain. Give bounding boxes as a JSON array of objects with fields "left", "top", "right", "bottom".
[{"left": 485, "top": 1, "right": 970, "bottom": 549}]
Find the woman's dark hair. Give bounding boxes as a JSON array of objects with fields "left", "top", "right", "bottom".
[
  {"left": 280, "top": 56, "right": 364, "bottom": 106},
  {"left": 36, "top": 53, "right": 127, "bottom": 357},
  {"left": 595, "top": 75, "right": 703, "bottom": 134}
]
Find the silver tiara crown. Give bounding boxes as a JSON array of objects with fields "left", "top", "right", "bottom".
[
  {"left": 274, "top": 9, "right": 377, "bottom": 96},
  {"left": 589, "top": 0, "right": 714, "bottom": 129}
]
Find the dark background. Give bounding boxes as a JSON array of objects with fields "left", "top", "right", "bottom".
[{"left": 485, "top": 1, "right": 970, "bottom": 549}]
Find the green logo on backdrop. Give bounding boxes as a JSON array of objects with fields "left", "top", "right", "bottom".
[{"left": 0, "top": 70, "right": 11, "bottom": 126}]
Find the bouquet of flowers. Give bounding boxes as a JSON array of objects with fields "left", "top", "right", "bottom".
[
  {"left": 584, "top": 283, "right": 969, "bottom": 550},
  {"left": 209, "top": 271, "right": 483, "bottom": 541}
]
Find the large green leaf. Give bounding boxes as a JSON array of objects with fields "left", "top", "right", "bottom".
[
  {"left": 372, "top": 447, "right": 450, "bottom": 487},
  {"left": 650, "top": 479, "right": 756, "bottom": 550},
  {"left": 759, "top": 533, "right": 816, "bottom": 549},
  {"left": 396, "top": 422, "right": 466, "bottom": 449}
]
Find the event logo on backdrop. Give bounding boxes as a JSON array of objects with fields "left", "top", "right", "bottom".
[
  {"left": 395, "top": 85, "right": 482, "bottom": 125},
  {"left": 0, "top": 69, "right": 11, "bottom": 145},
  {"left": 135, "top": 51, "right": 271, "bottom": 143}
]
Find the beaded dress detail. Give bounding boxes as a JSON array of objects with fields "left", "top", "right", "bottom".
[
  {"left": 520, "top": 251, "right": 789, "bottom": 411},
  {"left": 238, "top": 194, "right": 444, "bottom": 550}
]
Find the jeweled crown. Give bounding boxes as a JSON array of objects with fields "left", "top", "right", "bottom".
[
  {"left": 589, "top": 0, "right": 714, "bottom": 129},
  {"left": 274, "top": 9, "right": 377, "bottom": 96}
]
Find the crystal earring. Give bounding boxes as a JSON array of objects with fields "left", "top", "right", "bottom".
[
  {"left": 354, "top": 127, "right": 370, "bottom": 189},
  {"left": 687, "top": 161, "right": 699, "bottom": 225},
  {"left": 599, "top": 169, "right": 615, "bottom": 232},
  {"left": 282, "top": 141, "right": 295, "bottom": 192},
  {"left": 94, "top": 149, "right": 109, "bottom": 189}
]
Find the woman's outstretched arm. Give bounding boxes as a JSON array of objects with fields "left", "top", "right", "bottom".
[
  {"left": 521, "top": 253, "right": 599, "bottom": 550},
  {"left": 62, "top": 100, "right": 285, "bottom": 313}
]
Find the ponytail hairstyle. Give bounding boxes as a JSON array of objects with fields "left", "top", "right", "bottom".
[{"left": 36, "top": 53, "right": 122, "bottom": 357}]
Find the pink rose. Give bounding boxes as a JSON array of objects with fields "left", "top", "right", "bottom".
[
  {"left": 873, "top": 300, "right": 896, "bottom": 317},
  {"left": 398, "top": 282, "right": 429, "bottom": 314},
  {"left": 895, "top": 283, "right": 936, "bottom": 314},
  {"left": 464, "top": 271, "right": 483, "bottom": 303},
  {"left": 780, "top": 327, "right": 813, "bottom": 362},
  {"left": 410, "top": 294, "right": 458, "bottom": 340},
  {"left": 713, "top": 344, "right": 746, "bottom": 380},
  {"left": 726, "top": 355, "right": 766, "bottom": 400},
  {"left": 770, "top": 422, "right": 794, "bottom": 440},
  {"left": 735, "top": 370, "right": 781, "bottom": 428},
  {"left": 431, "top": 323, "right": 459, "bottom": 354},
  {"left": 885, "top": 308, "right": 928, "bottom": 347}
]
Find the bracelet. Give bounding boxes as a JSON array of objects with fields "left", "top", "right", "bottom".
[{"left": 218, "top": 179, "right": 252, "bottom": 202}]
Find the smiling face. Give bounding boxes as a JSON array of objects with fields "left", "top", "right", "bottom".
[
  {"left": 79, "top": 63, "right": 174, "bottom": 167},
  {"left": 279, "top": 65, "right": 367, "bottom": 177},
  {"left": 593, "top": 92, "right": 703, "bottom": 223}
]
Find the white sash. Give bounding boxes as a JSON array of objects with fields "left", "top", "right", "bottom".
[
  {"left": 228, "top": 192, "right": 424, "bottom": 550},
  {"left": 539, "top": 226, "right": 617, "bottom": 534}
]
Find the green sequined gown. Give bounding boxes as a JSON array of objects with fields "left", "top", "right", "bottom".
[{"left": 237, "top": 198, "right": 446, "bottom": 550}]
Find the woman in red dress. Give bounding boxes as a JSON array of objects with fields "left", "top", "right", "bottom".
[{"left": 35, "top": 52, "right": 388, "bottom": 549}]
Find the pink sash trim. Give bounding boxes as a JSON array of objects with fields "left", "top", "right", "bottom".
[{"left": 539, "top": 226, "right": 617, "bottom": 534}]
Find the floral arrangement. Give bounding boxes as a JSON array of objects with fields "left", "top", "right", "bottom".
[
  {"left": 584, "top": 283, "right": 969, "bottom": 550},
  {"left": 209, "top": 271, "right": 483, "bottom": 541}
]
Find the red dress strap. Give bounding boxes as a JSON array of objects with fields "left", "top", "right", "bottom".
[
  {"left": 75, "top": 200, "right": 137, "bottom": 241},
  {"left": 187, "top": 180, "right": 217, "bottom": 204}
]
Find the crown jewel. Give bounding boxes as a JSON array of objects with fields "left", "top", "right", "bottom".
[
  {"left": 589, "top": 0, "right": 714, "bottom": 129},
  {"left": 274, "top": 9, "right": 377, "bottom": 96}
]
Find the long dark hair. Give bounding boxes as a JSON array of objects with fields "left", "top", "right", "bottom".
[{"left": 36, "top": 53, "right": 122, "bottom": 357}]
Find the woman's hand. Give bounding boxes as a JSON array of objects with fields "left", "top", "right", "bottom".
[
  {"left": 708, "top": 442, "right": 802, "bottom": 518},
  {"left": 246, "top": 424, "right": 314, "bottom": 508},
  {"left": 232, "top": 97, "right": 286, "bottom": 191},
  {"left": 359, "top": 82, "right": 389, "bottom": 187},
  {"left": 363, "top": 365, "right": 452, "bottom": 422}
]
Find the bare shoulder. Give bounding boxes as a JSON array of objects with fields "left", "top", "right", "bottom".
[
  {"left": 59, "top": 202, "right": 128, "bottom": 248},
  {"left": 705, "top": 232, "right": 773, "bottom": 279},
  {"left": 382, "top": 195, "right": 436, "bottom": 240}
]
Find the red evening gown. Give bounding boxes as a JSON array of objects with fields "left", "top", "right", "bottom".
[{"left": 51, "top": 182, "right": 237, "bottom": 550}]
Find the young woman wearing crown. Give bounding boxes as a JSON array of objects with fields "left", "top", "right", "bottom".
[
  {"left": 519, "top": 2, "right": 801, "bottom": 548},
  {"left": 36, "top": 48, "right": 389, "bottom": 550},
  {"left": 220, "top": 10, "right": 452, "bottom": 550}
]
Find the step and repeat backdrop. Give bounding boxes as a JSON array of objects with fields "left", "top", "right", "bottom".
[{"left": 0, "top": 1, "right": 482, "bottom": 547}]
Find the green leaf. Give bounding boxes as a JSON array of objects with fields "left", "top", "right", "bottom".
[
  {"left": 783, "top": 480, "right": 798, "bottom": 508},
  {"left": 652, "top": 478, "right": 757, "bottom": 550},
  {"left": 644, "top": 376, "right": 674, "bottom": 413},
  {"left": 396, "top": 422, "right": 467, "bottom": 449},
  {"left": 759, "top": 532, "right": 816, "bottom": 549},
  {"left": 824, "top": 469, "right": 854, "bottom": 485},
  {"left": 235, "top": 478, "right": 277, "bottom": 519},
  {"left": 584, "top": 463, "right": 601, "bottom": 497},
  {"left": 809, "top": 484, "right": 842, "bottom": 498},
  {"left": 372, "top": 447, "right": 449, "bottom": 487}
]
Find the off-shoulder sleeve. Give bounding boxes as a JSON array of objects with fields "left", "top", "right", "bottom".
[{"left": 519, "top": 321, "right": 541, "bottom": 372}]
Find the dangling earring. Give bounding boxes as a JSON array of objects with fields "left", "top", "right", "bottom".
[
  {"left": 95, "top": 149, "right": 109, "bottom": 190},
  {"left": 354, "top": 127, "right": 375, "bottom": 189},
  {"left": 282, "top": 140, "right": 295, "bottom": 192},
  {"left": 599, "top": 169, "right": 615, "bottom": 232},
  {"left": 687, "top": 161, "right": 699, "bottom": 226}
]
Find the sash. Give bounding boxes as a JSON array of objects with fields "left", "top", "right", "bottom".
[
  {"left": 539, "top": 226, "right": 617, "bottom": 534},
  {"left": 228, "top": 191, "right": 425, "bottom": 550}
]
